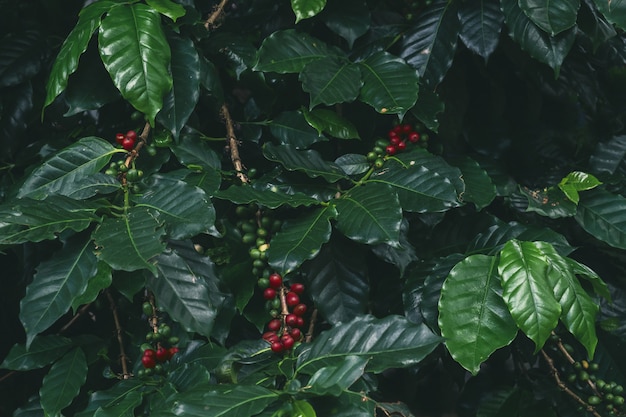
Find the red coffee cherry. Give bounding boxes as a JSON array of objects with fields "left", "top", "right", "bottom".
[
  {"left": 263, "top": 288, "right": 276, "bottom": 300},
  {"left": 281, "top": 335, "right": 295, "bottom": 350},
  {"left": 271, "top": 341, "right": 284, "bottom": 353},
  {"left": 290, "top": 328, "right": 302, "bottom": 340},
  {"left": 122, "top": 137, "right": 135, "bottom": 151},
  {"left": 142, "top": 355, "right": 156, "bottom": 369},
  {"left": 267, "top": 318, "right": 281, "bottom": 332},
  {"left": 408, "top": 132, "right": 420, "bottom": 143},
  {"left": 115, "top": 133, "right": 125, "bottom": 144},
  {"left": 156, "top": 347, "right": 169, "bottom": 362},
  {"left": 293, "top": 303, "right": 307, "bottom": 316},
  {"left": 285, "top": 314, "right": 298, "bottom": 327},
  {"left": 126, "top": 130, "right": 137, "bottom": 141},
  {"left": 290, "top": 283, "right": 305, "bottom": 295},
  {"left": 397, "top": 141, "right": 407, "bottom": 151},
  {"left": 296, "top": 316, "right": 305, "bottom": 328},
  {"left": 286, "top": 292, "right": 300, "bottom": 306},
  {"left": 385, "top": 145, "right": 397, "bottom": 155},
  {"left": 268, "top": 273, "right": 282, "bottom": 289}
]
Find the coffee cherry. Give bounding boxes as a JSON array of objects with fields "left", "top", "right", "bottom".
[
  {"left": 271, "top": 341, "right": 284, "bottom": 353},
  {"left": 267, "top": 319, "right": 281, "bottom": 332},
  {"left": 122, "top": 137, "right": 135, "bottom": 151},
  {"left": 143, "top": 348, "right": 156, "bottom": 358},
  {"left": 286, "top": 292, "right": 300, "bottom": 306},
  {"left": 401, "top": 124, "right": 412, "bottom": 133},
  {"left": 268, "top": 273, "right": 282, "bottom": 289},
  {"left": 263, "top": 288, "right": 276, "bottom": 300},
  {"left": 142, "top": 302, "right": 152, "bottom": 316},
  {"left": 293, "top": 303, "right": 307, "bottom": 316},
  {"left": 242, "top": 233, "right": 256, "bottom": 244},
  {"left": 296, "top": 316, "right": 305, "bottom": 328},
  {"left": 397, "top": 141, "right": 407, "bottom": 151},
  {"left": 168, "top": 346, "right": 179, "bottom": 359},
  {"left": 126, "top": 168, "right": 140, "bottom": 182},
  {"left": 391, "top": 125, "right": 403, "bottom": 135},
  {"left": 257, "top": 277, "right": 270, "bottom": 289},
  {"left": 588, "top": 396, "right": 602, "bottom": 405},
  {"left": 290, "top": 283, "right": 305, "bottom": 295},
  {"left": 263, "top": 331, "right": 279, "bottom": 343},
  {"left": 374, "top": 158, "right": 384, "bottom": 169},
  {"left": 105, "top": 169, "right": 117, "bottom": 176},
  {"left": 168, "top": 336, "right": 179, "bottom": 345},
  {"left": 290, "top": 328, "right": 302, "bottom": 340},
  {"left": 388, "top": 130, "right": 400, "bottom": 140},
  {"left": 126, "top": 130, "right": 137, "bottom": 141},
  {"left": 408, "top": 132, "right": 420, "bottom": 143},
  {"left": 281, "top": 335, "right": 295, "bottom": 350},
  {"left": 367, "top": 151, "right": 378, "bottom": 162},
  {"left": 142, "top": 355, "right": 156, "bottom": 369},
  {"left": 115, "top": 133, "right": 125, "bottom": 144},
  {"left": 156, "top": 347, "right": 169, "bottom": 362},
  {"left": 389, "top": 136, "right": 401, "bottom": 146},
  {"left": 385, "top": 145, "right": 397, "bottom": 155},
  {"left": 285, "top": 314, "right": 298, "bottom": 327},
  {"left": 146, "top": 145, "right": 157, "bottom": 156},
  {"left": 270, "top": 298, "right": 281, "bottom": 310}
]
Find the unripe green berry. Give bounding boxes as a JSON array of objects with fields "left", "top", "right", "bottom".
[
  {"left": 168, "top": 336, "right": 179, "bottom": 345},
  {"left": 142, "top": 302, "right": 152, "bottom": 316},
  {"left": 588, "top": 396, "right": 602, "bottom": 405},
  {"left": 367, "top": 151, "right": 378, "bottom": 162},
  {"left": 374, "top": 158, "right": 384, "bottom": 169},
  {"left": 579, "top": 371, "right": 590, "bottom": 382},
  {"left": 257, "top": 277, "right": 270, "bottom": 288},
  {"left": 242, "top": 233, "right": 256, "bottom": 244}
]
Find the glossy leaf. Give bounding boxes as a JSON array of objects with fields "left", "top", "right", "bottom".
[
  {"left": 20, "top": 237, "right": 97, "bottom": 348},
  {"left": 450, "top": 156, "right": 496, "bottom": 209},
  {"left": 575, "top": 188, "right": 626, "bottom": 249},
  {"left": 299, "top": 58, "right": 362, "bottom": 109},
  {"left": 0, "top": 30, "right": 45, "bottom": 88},
  {"left": 589, "top": 135, "right": 626, "bottom": 175},
  {"left": 267, "top": 205, "right": 337, "bottom": 275},
  {"left": 334, "top": 154, "right": 369, "bottom": 176},
  {"left": 74, "top": 380, "right": 143, "bottom": 417},
  {"left": 269, "top": 110, "right": 325, "bottom": 149},
  {"left": 593, "top": 0, "right": 626, "bottom": 30},
  {"left": 519, "top": 186, "right": 577, "bottom": 218},
  {"left": 359, "top": 51, "right": 419, "bottom": 116},
  {"left": 335, "top": 183, "right": 402, "bottom": 246},
  {"left": 173, "top": 385, "right": 279, "bottom": 417},
  {"left": 322, "top": 0, "right": 370, "bottom": 48},
  {"left": 133, "top": 174, "right": 215, "bottom": 240},
  {"left": 157, "top": 33, "right": 200, "bottom": 138},
  {"left": 458, "top": 0, "right": 504, "bottom": 61},
  {"left": 439, "top": 255, "right": 517, "bottom": 375},
  {"left": 296, "top": 315, "right": 442, "bottom": 374},
  {"left": 372, "top": 219, "right": 418, "bottom": 277},
  {"left": 303, "top": 108, "right": 360, "bottom": 139},
  {"left": 534, "top": 242, "right": 598, "bottom": 358},
  {"left": 93, "top": 391, "right": 142, "bottom": 417},
  {"left": 71, "top": 262, "right": 112, "bottom": 312},
  {"left": 18, "top": 137, "right": 120, "bottom": 199},
  {"left": 93, "top": 207, "right": 166, "bottom": 274},
  {"left": 98, "top": 3, "right": 172, "bottom": 125},
  {"left": 518, "top": 0, "right": 580, "bottom": 35},
  {"left": 170, "top": 133, "right": 221, "bottom": 171},
  {"left": 409, "top": 87, "right": 445, "bottom": 132},
  {"left": 305, "top": 355, "right": 369, "bottom": 396},
  {"left": 291, "top": 0, "right": 327, "bottom": 23},
  {"left": 40, "top": 348, "right": 87, "bottom": 417},
  {"left": 0, "top": 335, "right": 72, "bottom": 371},
  {"left": 578, "top": 0, "right": 617, "bottom": 51},
  {"left": 145, "top": 0, "right": 186, "bottom": 21},
  {"left": 44, "top": 1, "right": 115, "bottom": 108},
  {"left": 215, "top": 184, "right": 320, "bottom": 209},
  {"left": 263, "top": 143, "right": 347, "bottom": 182},
  {"left": 498, "top": 240, "right": 561, "bottom": 350},
  {"left": 254, "top": 29, "right": 342, "bottom": 73},
  {"left": 400, "top": 1, "right": 460, "bottom": 87},
  {"left": 500, "top": 0, "right": 575, "bottom": 75},
  {"left": 558, "top": 171, "right": 602, "bottom": 204},
  {"left": 64, "top": 173, "right": 122, "bottom": 200},
  {"left": 565, "top": 258, "right": 611, "bottom": 302}
]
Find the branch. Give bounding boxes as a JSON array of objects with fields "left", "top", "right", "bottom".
[
  {"left": 204, "top": 0, "right": 229, "bottom": 30},
  {"left": 106, "top": 290, "right": 131, "bottom": 379},
  {"left": 124, "top": 121, "right": 151, "bottom": 169},
  {"left": 220, "top": 103, "right": 249, "bottom": 184},
  {"left": 305, "top": 309, "right": 318, "bottom": 343}
]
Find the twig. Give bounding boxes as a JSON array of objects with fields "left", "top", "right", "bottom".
[
  {"left": 541, "top": 349, "right": 601, "bottom": 417},
  {"left": 106, "top": 290, "right": 131, "bottom": 379},
  {"left": 204, "top": 0, "right": 229, "bottom": 30},
  {"left": 58, "top": 303, "right": 93, "bottom": 334},
  {"left": 124, "top": 121, "right": 151, "bottom": 169},
  {"left": 220, "top": 103, "right": 249, "bottom": 184},
  {"left": 552, "top": 332, "right": 600, "bottom": 394},
  {"left": 305, "top": 309, "right": 318, "bottom": 343},
  {"left": 0, "top": 371, "right": 16, "bottom": 384}
]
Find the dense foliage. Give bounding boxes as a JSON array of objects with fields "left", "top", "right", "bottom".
[{"left": 2, "top": 0, "right": 626, "bottom": 415}]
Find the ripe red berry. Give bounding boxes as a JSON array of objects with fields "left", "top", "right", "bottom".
[
  {"left": 389, "top": 136, "right": 401, "bottom": 146},
  {"left": 281, "top": 335, "right": 295, "bottom": 350},
  {"left": 267, "top": 318, "right": 281, "bottom": 332},
  {"left": 293, "top": 303, "right": 307, "bottom": 316},
  {"left": 408, "top": 132, "right": 420, "bottom": 143},
  {"left": 285, "top": 314, "right": 298, "bottom": 327},
  {"left": 142, "top": 355, "right": 156, "bottom": 368},
  {"left": 290, "top": 283, "right": 305, "bottom": 294},
  {"left": 126, "top": 130, "right": 137, "bottom": 141},
  {"left": 263, "top": 288, "right": 276, "bottom": 300},
  {"left": 392, "top": 125, "right": 403, "bottom": 134},
  {"left": 397, "top": 141, "right": 407, "bottom": 151},
  {"left": 290, "top": 328, "right": 302, "bottom": 340},
  {"left": 296, "top": 316, "right": 305, "bottom": 328},
  {"left": 122, "top": 137, "right": 135, "bottom": 151},
  {"left": 268, "top": 273, "right": 282, "bottom": 289},
  {"left": 286, "top": 292, "right": 300, "bottom": 306},
  {"left": 156, "top": 347, "right": 169, "bottom": 362},
  {"left": 388, "top": 130, "right": 400, "bottom": 140},
  {"left": 115, "top": 133, "right": 125, "bottom": 144},
  {"left": 271, "top": 341, "right": 284, "bottom": 353},
  {"left": 401, "top": 124, "right": 412, "bottom": 133},
  {"left": 143, "top": 349, "right": 156, "bottom": 358},
  {"left": 168, "top": 346, "right": 179, "bottom": 359},
  {"left": 385, "top": 145, "right": 397, "bottom": 155},
  {"left": 263, "top": 331, "right": 279, "bottom": 343}
]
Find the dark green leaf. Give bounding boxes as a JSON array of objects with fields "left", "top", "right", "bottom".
[
  {"left": 359, "top": 51, "right": 419, "bottom": 116},
  {"left": 0, "top": 30, "right": 45, "bottom": 88},
  {"left": 75, "top": 380, "right": 143, "bottom": 417},
  {"left": 409, "top": 87, "right": 444, "bottom": 132},
  {"left": 291, "top": 0, "right": 327, "bottom": 23},
  {"left": 267, "top": 205, "right": 337, "bottom": 275},
  {"left": 44, "top": 1, "right": 115, "bottom": 108},
  {"left": 322, "top": 0, "right": 371, "bottom": 48},
  {"left": 254, "top": 29, "right": 342, "bottom": 73},
  {"left": 589, "top": 135, "right": 626, "bottom": 175},
  {"left": 94, "top": 391, "right": 143, "bottom": 417},
  {"left": 299, "top": 58, "right": 362, "bottom": 109},
  {"left": 296, "top": 315, "right": 441, "bottom": 374},
  {"left": 565, "top": 258, "right": 611, "bottom": 302},
  {"left": 269, "top": 110, "right": 326, "bottom": 149},
  {"left": 185, "top": 170, "right": 222, "bottom": 197},
  {"left": 400, "top": 1, "right": 460, "bottom": 87},
  {"left": 335, "top": 183, "right": 402, "bottom": 246},
  {"left": 592, "top": 0, "right": 626, "bottom": 30},
  {"left": 498, "top": 240, "right": 561, "bottom": 351},
  {"left": 71, "top": 262, "right": 112, "bottom": 312},
  {"left": 334, "top": 154, "right": 369, "bottom": 176},
  {"left": 93, "top": 207, "right": 166, "bottom": 274},
  {"left": 303, "top": 108, "right": 360, "bottom": 139},
  {"left": 263, "top": 143, "right": 347, "bottom": 182},
  {"left": 20, "top": 237, "right": 97, "bottom": 348},
  {"left": 18, "top": 137, "right": 120, "bottom": 199},
  {"left": 170, "top": 133, "right": 221, "bottom": 171},
  {"left": 173, "top": 385, "right": 279, "bottom": 417},
  {"left": 458, "top": 0, "right": 504, "bottom": 61},
  {"left": 439, "top": 255, "right": 517, "bottom": 375},
  {"left": 39, "top": 348, "right": 87, "bottom": 417},
  {"left": 518, "top": 0, "right": 580, "bottom": 35},
  {"left": 98, "top": 3, "right": 172, "bottom": 125},
  {"left": 519, "top": 186, "right": 577, "bottom": 218},
  {"left": 64, "top": 173, "right": 122, "bottom": 200},
  {"left": 500, "top": 0, "right": 575, "bottom": 76},
  {"left": 372, "top": 219, "right": 418, "bottom": 277},
  {"left": 0, "top": 336, "right": 72, "bottom": 371},
  {"left": 304, "top": 356, "right": 369, "bottom": 396},
  {"left": 575, "top": 188, "right": 626, "bottom": 250},
  {"left": 449, "top": 156, "right": 496, "bottom": 209},
  {"left": 578, "top": 0, "right": 617, "bottom": 51},
  {"left": 200, "top": 58, "right": 224, "bottom": 104},
  {"left": 215, "top": 184, "right": 320, "bottom": 209},
  {"left": 466, "top": 221, "right": 528, "bottom": 255},
  {"left": 146, "top": 0, "right": 186, "bottom": 21}
]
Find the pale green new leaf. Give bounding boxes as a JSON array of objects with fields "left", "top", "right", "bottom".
[
  {"left": 439, "top": 255, "right": 517, "bottom": 375},
  {"left": 291, "top": 0, "right": 327, "bottom": 23},
  {"left": 498, "top": 240, "right": 561, "bottom": 351},
  {"left": 40, "top": 348, "right": 88, "bottom": 417},
  {"left": 558, "top": 171, "right": 602, "bottom": 204},
  {"left": 575, "top": 188, "right": 626, "bottom": 249}
]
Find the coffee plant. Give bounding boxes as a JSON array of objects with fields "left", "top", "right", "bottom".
[{"left": 1, "top": 0, "right": 626, "bottom": 415}]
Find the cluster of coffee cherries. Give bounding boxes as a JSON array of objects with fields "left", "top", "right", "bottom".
[
  {"left": 259, "top": 273, "right": 307, "bottom": 353},
  {"left": 235, "top": 204, "right": 282, "bottom": 277},
  {"left": 566, "top": 359, "right": 625, "bottom": 414},
  {"left": 115, "top": 130, "right": 138, "bottom": 151},
  {"left": 366, "top": 123, "right": 429, "bottom": 168},
  {"left": 137, "top": 302, "right": 180, "bottom": 378},
  {"left": 104, "top": 160, "right": 144, "bottom": 183}
]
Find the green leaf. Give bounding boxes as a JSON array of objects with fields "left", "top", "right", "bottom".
[
  {"left": 458, "top": 0, "right": 504, "bottom": 61},
  {"left": 93, "top": 207, "right": 166, "bottom": 274},
  {"left": 254, "top": 29, "right": 342, "bottom": 74},
  {"left": 44, "top": 1, "right": 115, "bottom": 109},
  {"left": 267, "top": 205, "right": 337, "bottom": 275},
  {"left": 0, "top": 30, "right": 45, "bottom": 88},
  {"left": 449, "top": 156, "right": 496, "bottom": 209},
  {"left": 533, "top": 242, "right": 598, "bottom": 358},
  {"left": 71, "top": 262, "right": 112, "bottom": 312},
  {"left": 565, "top": 258, "right": 611, "bottom": 302},
  {"left": 578, "top": 1, "right": 617, "bottom": 52},
  {"left": 291, "top": 0, "right": 327, "bottom": 23},
  {"left": 173, "top": 385, "right": 279, "bottom": 417},
  {"left": 296, "top": 315, "right": 441, "bottom": 374},
  {"left": 0, "top": 196, "right": 100, "bottom": 245},
  {"left": 93, "top": 391, "right": 142, "bottom": 417},
  {"left": 303, "top": 108, "right": 360, "bottom": 139},
  {"left": 334, "top": 154, "right": 369, "bottom": 176},
  {"left": 75, "top": 380, "right": 143, "bottom": 417},
  {"left": 20, "top": 236, "right": 97, "bottom": 348},
  {"left": 497, "top": 240, "right": 561, "bottom": 351},
  {"left": 575, "top": 188, "right": 626, "bottom": 250},
  {"left": 148, "top": 244, "right": 224, "bottom": 339},
  {"left": 40, "top": 348, "right": 87, "bottom": 417},
  {"left": 589, "top": 135, "right": 626, "bottom": 175},
  {"left": 500, "top": 0, "right": 575, "bottom": 76},
  {"left": 592, "top": 0, "right": 626, "bottom": 30},
  {"left": 518, "top": 0, "right": 580, "bottom": 35},
  {"left": 335, "top": 183, "right": 402, "bottom": 246},
  {"left": 98, "top": 3, "right": 172, "bottom": 125},
  {"left": 215, "top": 184, "right": 320, "bottom": 209},
  {"left": 263, "top": 143, "right": 347, "bottom": 183},
  {"left": 170, "top": 133, "right": 221, "bottom": 171},
  {"left": 157, "top": 33, "right": 200, "bottom": 138},
  {"left": 18, "top": 137, "right": 119, "bottom": 199},
  {"left": 269, "top": 110, "right": 326, "bottom": 149},
  {"left": 299, "top": 58, "right": 362, "bottom": 109},
  {"left": 558, "top": 171, "right": 602, "bottom": 204},
  {"left": 133, "top": 174, "right": 215, "bottom": 240},
  {"left": 1, "top": 335, "right": 72, "bottom": 371},
  {"left": 439, "top": 255, "right": 517, "bottom": 375},
  {"left": 64, "top": 173, "right": 122, "bottom": 200},
  {"left": 358, "top": 51, "right": 419, "bottom": 116},
  {"left": 519, "top": 186, "right": 578, "bottom": 218},
  {"left": 185, "top": 170, "right": 222, "bottom": 197},
  {"left": 146, "top": 0, "right": 186, "bottom": 21},
  {"left": 322, "top": 0, "right": 371, "bottom": 48},
  {"left": 305, "top": 355, "right": 369, "bottom": 396},
  {"left": 400, "top": 1, "right": 460, "bottom": 87},
  {"left": 409, "top": 87, "right": 444, "bottom": 132}
]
